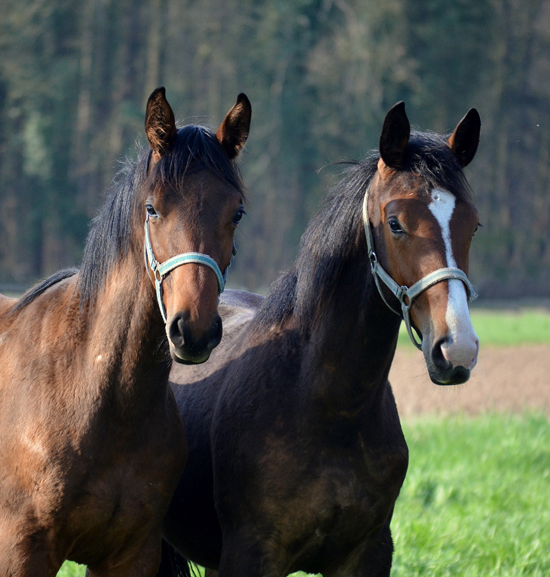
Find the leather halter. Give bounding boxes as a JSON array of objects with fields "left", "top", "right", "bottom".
[
  {"left": 362, "top": 184, "right": 477, "bottom": 350},
  {"left": 144, "top": 214, "right": 233, "bottom": 323}
]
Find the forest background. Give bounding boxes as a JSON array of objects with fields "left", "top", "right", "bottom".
[{"left": 1, "top": 0, "right": 549, "bottom": 298}]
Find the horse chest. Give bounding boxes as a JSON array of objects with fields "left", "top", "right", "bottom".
[
  {"left": 250, "top": 430, "right": 408, "bottom": 574},
  {"left": 307, "top": 444, "right": 406, "bottom": 536},
  {"left": 4, "top": 399, "right": 184, "bottom": 563},
  {"left": 64, "top": 456, "right": 178, "bottom": 562}
]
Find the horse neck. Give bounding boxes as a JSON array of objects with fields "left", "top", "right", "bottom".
[
  {"left": 78, "top": 251, "right": 169, "bottom": 417},
  {"left": 299, "top": 249, "right": 402, "bottom": 414}
]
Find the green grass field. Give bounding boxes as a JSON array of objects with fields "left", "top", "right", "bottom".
[
  {"left": 58, "top": 309, "right": 549, "bottom": 576},
  {"left": 391, "top": 413, "right": 550, "bottom": 576}
]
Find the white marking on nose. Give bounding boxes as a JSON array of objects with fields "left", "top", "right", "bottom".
[{"left": 429, "top": 189, "right": 479, "bottom": 370}]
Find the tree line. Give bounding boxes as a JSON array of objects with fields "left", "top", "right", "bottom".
[{"left": 0, "top": 0, "right": 548, "bottom": 297}]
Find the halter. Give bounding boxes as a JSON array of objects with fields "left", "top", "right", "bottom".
[
  {"left": 144, "top": 214, "right": 232, "bottom": 323},
  {"left": 362, "top": 184, "right": 477, "bottom": 350}
]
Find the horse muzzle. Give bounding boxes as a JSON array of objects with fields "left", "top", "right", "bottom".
[
  {"left": 425, "top": 334, "right": 479, "bottom": 385},
  {"left": 167, "top": 312, "right": 223, "bottom": 364}
]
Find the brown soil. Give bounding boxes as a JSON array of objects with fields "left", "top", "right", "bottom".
[{"left": 389, "top": 345, "right": 550, "bottom": 417}]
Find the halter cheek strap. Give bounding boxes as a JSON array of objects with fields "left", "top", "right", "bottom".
[
  {"left": 144, "top": 214, "right": 229, "bottom": 323},
  {"left": 362, "top": 186, "right": 478, "bottom": 350}
]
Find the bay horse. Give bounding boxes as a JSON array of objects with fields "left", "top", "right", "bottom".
[
  {"left": 0, "top": 87, "right": 251, "bottom": 576},
  {"left": 158, "top": 102, "right": 481, "bottom": 576}
]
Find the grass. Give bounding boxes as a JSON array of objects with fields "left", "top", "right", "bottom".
[
  {"left": 398, "top": 308, "right": 550, "bottom": 348},
  {"left": 391, "top": 413, "right": 550, "bottom": 576},
  {"left": 58, "top": 564, "right": 85, "bottom": 577},
  {"left": 58, "top": 413, "right": 550, "bottom": 576}
]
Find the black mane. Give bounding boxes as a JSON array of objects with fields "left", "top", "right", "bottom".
[
  {"left": 12, "top": 125, "right": 244, "bottom": 312},
  {"left": 253, "top": 131, "right": 473, "bottom": 332},
  {"left": 12, "top": 268, "right": 79, "bottom": 312}
]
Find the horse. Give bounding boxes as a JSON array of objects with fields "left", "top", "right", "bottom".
[
  {"left": 158, "top": 102, "right": 481, "bottom": 577},
  {"left": 0, "top": 87, "right": 251, "bottom": 576}
]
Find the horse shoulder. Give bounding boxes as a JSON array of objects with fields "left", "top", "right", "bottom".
[{"left": 0, "top": 276, "right": 82, "bottom": 457}]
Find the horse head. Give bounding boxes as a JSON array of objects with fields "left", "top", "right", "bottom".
[
  {"left": 143, "top": 88, "right": 251, "bottom": 364},
  {"left": 367, "top": 102, "right": 481, "bottom": 385}
]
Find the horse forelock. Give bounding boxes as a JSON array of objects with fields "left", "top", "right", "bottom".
[
  {"left": 152, "top": 125, "right": 246, "bottom": 200},
  {"left": 404, "top": 131, "right": 473, "bottom": 203},
  {"left": 253, "top": 132, "right": 473, "bottom": 333}
]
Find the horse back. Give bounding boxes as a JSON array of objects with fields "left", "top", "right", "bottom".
[
  {"left": 220, "top": 288, "right": 264, "bottom": 310},
  {"left": 170, "top": 289, "right": 262, "bottom": 388}
]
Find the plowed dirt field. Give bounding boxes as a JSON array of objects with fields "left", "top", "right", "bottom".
[{"left": 390, "top": 345, "right": 550, "bottom": 417}]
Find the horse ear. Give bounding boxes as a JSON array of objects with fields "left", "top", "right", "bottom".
[
  {"left": 447, "top": 108, "right": 481, "bottom": 168},
  {"left": 145, "top": 87, "right": 177, "bottom": 164},
  {"left": 379, "top": 102, "right": 410, "bottom": 169},
  {"left": 216, "top": 93, "right": 252, "bottom": 160}
]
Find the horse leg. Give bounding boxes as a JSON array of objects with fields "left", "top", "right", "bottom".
[
  {"left": 86, "top": 533, "right": 162, "bottom": 577},
  {"left": 155, "top": 540, "right": 194, "bottom": 577},
  {"left": 216, "top": 532, "right": 277, "bottom": 577},
  {"left": 330, "top": 523, "right": 394, "bottom": 577}
]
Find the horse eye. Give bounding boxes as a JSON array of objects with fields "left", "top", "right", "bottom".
[
  {"left": 388, "top": 218, "right": 405, "bottom": 234},
  {"left": 473, "top": 222, "right": 482, "bottom": 236},
  {"left": 145, "top": 204, "right": 158, "bottom": 218},
  {"left": 232, "top": 208, "right": 246, "bottom": 226}
]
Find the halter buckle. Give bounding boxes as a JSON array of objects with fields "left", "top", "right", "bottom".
[
  {"left": 399, "top": 288, "right": 411, "bottom": 309},
  {"left": 368, "top": 249, "right": 378, "bottom": 269}
]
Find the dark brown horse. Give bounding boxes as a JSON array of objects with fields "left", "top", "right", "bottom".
[
  {"left": 159, "top": 102, "right": 481, "bottom": 576},
  {"left": 0, "top": 88, "right": 250, "bottom": 575}
]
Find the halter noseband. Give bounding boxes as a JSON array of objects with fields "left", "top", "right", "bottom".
[
  {"left": 144, "top": 214, "right": 233, "bottom": 323},
  {"left": 362, "top": 184, "right": 477, "bottom": 350}
]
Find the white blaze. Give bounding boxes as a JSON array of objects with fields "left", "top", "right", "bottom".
[{"left": 429, "top": 189, "right": 479, "bottom": 370}]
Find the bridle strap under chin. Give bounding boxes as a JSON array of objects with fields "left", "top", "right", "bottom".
[
  {"left": 144, "top": 214, "right": 229, "bottom": 323},
  {"left": 362, "top": 184, "right": 478, "bottom": 350}
]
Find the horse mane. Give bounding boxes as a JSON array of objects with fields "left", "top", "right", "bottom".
[
  {"left": 12, "top": 125, "right": 244, "bottom": 312},
  {"left": 252, "top": 131, "right": 473, "bottom": 332},
  {"left": 11, "top": 268, "right": 79, "bottom": 312}
]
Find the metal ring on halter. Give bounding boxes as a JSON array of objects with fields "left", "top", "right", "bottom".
[
  {"left": 362, "top": 184, "right": 478, "bottom": 350},
  {"left": 144, "top": 214, "right": 228, "bottom": 323}
]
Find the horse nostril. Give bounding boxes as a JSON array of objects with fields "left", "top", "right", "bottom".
[
  {"left": 431, "top": 337, "right": 449, "bottom": 369},
  {"left": 168, "top": 312, "right": 185, "bottom": 348},
  {"left": 207, "top": 315, "right": 223, "bottom": 352}
]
